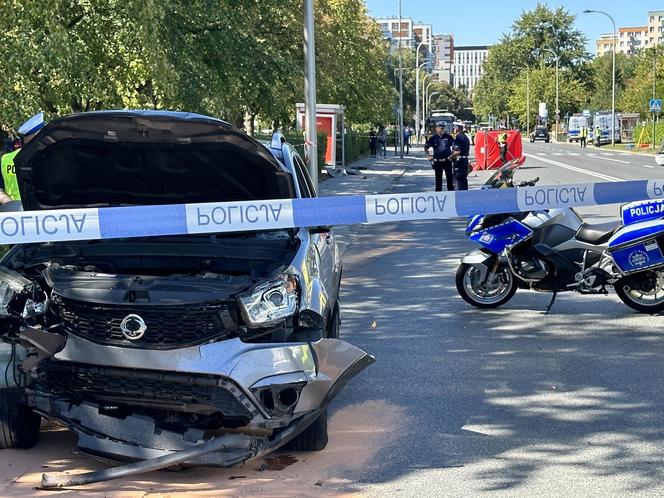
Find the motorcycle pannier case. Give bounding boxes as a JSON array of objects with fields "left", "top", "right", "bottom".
[{"left": 608, "top": 217, "right": 664, "bottom": 273}]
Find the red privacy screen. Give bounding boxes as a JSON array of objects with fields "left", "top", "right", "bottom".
[{"left": 472, "top": 130, "right": 524, "bottom": 170}]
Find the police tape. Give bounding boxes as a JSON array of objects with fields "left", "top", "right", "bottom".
[{"left": 0, "top": 179, "right": 662, "bottom": 245}]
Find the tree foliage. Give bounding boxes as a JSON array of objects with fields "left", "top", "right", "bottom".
[
  {"left": 0, "top": 0, "right": 393, "bottom": 134},
  {"left": 473, "top": 3, "right": 590, "bottom": 124}
]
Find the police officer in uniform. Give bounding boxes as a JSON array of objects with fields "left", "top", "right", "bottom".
[
  {"left": 425, "top": 122, "right": 457, "bottom": 191},
  {"left": 0, "top": 112, "right": 44, "bottom": 205},
  {"left": 452, "top": 122, "right": 470, "bottom": 190}
]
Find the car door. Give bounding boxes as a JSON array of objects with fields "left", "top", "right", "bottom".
[{"left": 291, "top": 153, "right": 340, "bottom": 305}]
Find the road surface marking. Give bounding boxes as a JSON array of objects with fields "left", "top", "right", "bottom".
[
  {"left": 537, "top": 153, "right": 546, "bottom": 156},
  {"left": 643, "top": 164, "right": 654, "bottom": 169},
  {"left": 568, "top": 152, "right": 580, "bottom": 156},
  {"left": 553, "top": 153, "right": 564, "bottom": 156},
  {"left": 526, "top": 154, "right": 622, "bottom": 182},
  {"left": 587, "top": 153, "right": 631, "bottom": 164},
  {"left": 600, "top": 152, "right": 615, "bottom": 156}
]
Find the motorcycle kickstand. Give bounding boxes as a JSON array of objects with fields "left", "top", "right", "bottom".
[{"left": 544, "top": 292, "right": 558, "bottom": 315}]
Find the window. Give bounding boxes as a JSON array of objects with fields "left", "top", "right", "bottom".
[{"left": 292, "top": 154, "right": 315, "bottom": 198}]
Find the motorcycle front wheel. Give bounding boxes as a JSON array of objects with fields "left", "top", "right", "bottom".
[
  {"left": 456, "top": 263, "right": 517, "bottom": 309},
  {"left": 615, "top": 270, "right": 664, "bottom": 313}
]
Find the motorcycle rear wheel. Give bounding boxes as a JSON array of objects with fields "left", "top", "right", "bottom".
[
  {"left": 456, "top": 263, "right": 517, "bottom": 309},
  {"left": 615, "top": 270, "right": 664, "bottom": 313}
]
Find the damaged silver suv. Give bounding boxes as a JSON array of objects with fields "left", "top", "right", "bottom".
[{"left": 0, "top": 111, "right": 372, "bottom": 472}]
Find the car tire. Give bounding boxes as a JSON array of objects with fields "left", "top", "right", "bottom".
[
  {"left": 282, "top": 409, "right": 328, "bottom": 452},
  {"left": 0, "top": 388, "right": 41, "bottom": 449}
]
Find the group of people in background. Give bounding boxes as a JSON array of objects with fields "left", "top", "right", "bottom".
[{"left": 368, "top": 125, "right": 414, "bottom": 158}]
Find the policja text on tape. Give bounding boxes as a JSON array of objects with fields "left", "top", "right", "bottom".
[{"left": 0, "top": 179, "right": 662, "bottom": 246}]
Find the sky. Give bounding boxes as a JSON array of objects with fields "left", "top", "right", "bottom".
[{"left": 364, "top": 0, "right": 662, "bottom": 52}]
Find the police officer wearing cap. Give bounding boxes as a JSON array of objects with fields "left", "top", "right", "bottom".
[
  {"left": 452, "top": 121, "right": 470, "bottom": 190},
  {"left": 0, "top": 112, "right": 44, "bottom": 204},
  {"left": 424, "top": 121, "right": 457, "bottom": 191}
]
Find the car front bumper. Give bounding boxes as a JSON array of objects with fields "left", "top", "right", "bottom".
[{"left": 29, "top": 335, "right": 374, "bottom": 464}]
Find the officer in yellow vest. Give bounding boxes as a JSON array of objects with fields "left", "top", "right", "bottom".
[{"left": 0, "top": 112, "right": 44, "bottom": 204}]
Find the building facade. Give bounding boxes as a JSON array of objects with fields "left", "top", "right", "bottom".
[
  {"left": 647, "top": 10, "right": 664, "bottom": 47},
  {"left": 453, "top": 46, "right": 489, "bottom": 93},
  {"left": 432, "top": 34, "right": 454, "bottom": 84},
  {"left": 375, "top": 17, "right": 433, "bottom": 57}
]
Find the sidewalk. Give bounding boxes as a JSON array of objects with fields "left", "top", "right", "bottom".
[{"left": 318, "top": 151, "right": 418, "bottom": 255}]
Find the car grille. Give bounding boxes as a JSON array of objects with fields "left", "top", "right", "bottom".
[
  {"left": 33, "top": 362, "right": 256, "bottom": 419},
  {"left": 53, "top": 295, "right": 235, "bottom": 349}
]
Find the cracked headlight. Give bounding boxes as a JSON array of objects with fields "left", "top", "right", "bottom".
[{"left": 238, "top": 275, "right": 298, "bottom": 328}]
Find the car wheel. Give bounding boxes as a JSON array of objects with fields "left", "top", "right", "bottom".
[
  {"left": 0, "top": 389, "right": 41, "bottom": 449},
  {"left": 282, "top": 409, "right": 328, "bottom": 451}
]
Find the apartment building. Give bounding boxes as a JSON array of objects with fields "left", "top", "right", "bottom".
[
  {"left": 375, "top": 17, "right": 433, "bottom": 56},
  {"left": 594, "top": 10, "right": 663, "bottom": 57},
  {"left": 453, "top": 46, "right": 489, "bottom": 93},
  {"left": 647, "top": 10, "right": 664, "bottom": 47},
  {"left": 432, "top": 34, "right": 454, "bottom": 84}
]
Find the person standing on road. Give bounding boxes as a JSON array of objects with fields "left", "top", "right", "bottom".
[
  {"left": 579, "top": 126, "right": 587, "bottom": 148},
  {"left": 452, "top": 122, "right": 470, "bottom": 190},
  {"left": 403, "top": 127, "right": 411, "bottom": 155},
  {"left": 497, "top": 131, "right": 509, "bottom": 164},
  {"left": 0, "top": 112, "right": 44, "bottom": 204},
  {"left": 594, "top": 125, "right": 602, "bottom": 147},
  {"left": 369, "top": 129, "right": 377, "bottom": 158},
  {"left": 377, "top": 124, "right": 387, "bottom": 158},
  {"left": 425, "top": 122, "right": 457, "bottom": 192}
]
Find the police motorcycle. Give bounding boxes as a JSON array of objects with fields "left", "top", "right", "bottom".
[{"left": 456, "top": 161, "right": 664, "bottom": 313}]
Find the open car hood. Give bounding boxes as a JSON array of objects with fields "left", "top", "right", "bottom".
[{"left": 15, "top": 111, "right": 295, "bottom": 210}]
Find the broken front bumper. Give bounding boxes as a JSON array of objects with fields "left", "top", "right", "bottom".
[{"left": 29, "top": 335, "right": 373, "bottom": 465}]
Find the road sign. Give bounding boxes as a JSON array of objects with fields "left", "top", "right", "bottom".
[{"left": 650, "top": 98, "right": 662, "bottom": 112}]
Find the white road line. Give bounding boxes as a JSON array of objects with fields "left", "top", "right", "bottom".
[
  {"left": 526, "top": 154, "right": 622, "bottom": 182},
  {"left": 600, "top": 152, "right": 615, "bottom": 156},
  {"left": 568, "top": 152, "right": 580, "bottom": 156},
  {"left": 553, "top": 153, "right": 564, "bottom": 156},
  {"left": 644, "top": 164, "right": 654, "bottom": 169},
  {"left": 537, "top": 152, "right": 546, "bottom": 156},
  {"left": 587, "top": 153, "right": 631, "bottom": 164}
]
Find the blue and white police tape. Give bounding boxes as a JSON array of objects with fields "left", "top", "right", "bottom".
[{"left": 0, "top": 179, "right": 662, "bottom": 245}]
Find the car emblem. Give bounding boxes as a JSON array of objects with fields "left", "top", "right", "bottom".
[{"left": 120, "top": 314, "right": 147, "bottom": 341}]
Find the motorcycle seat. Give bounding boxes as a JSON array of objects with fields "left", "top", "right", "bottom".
[{"left": 575, "top": 221, "right": 621, "bottom": 244}]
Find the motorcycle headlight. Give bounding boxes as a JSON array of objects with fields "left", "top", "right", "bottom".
[{"left": 238, "top": 275, "right": 299, "bottom": 328}]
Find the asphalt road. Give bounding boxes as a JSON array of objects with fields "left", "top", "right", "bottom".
[
  {"left": 331, "top": 141, "right": 664, "bottom": 497},
  {"left": 2, "top": 142, "right": 663, "bottom": 497}
]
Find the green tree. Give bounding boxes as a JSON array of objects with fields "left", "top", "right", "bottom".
[
  {"left": 473, "top": 3, "right": 590, "bottom": 124},
  {"left": 586, "top": 52, "right": 638, "bottom": 111},
  {"left": 620, "top": 47, "right": 664, "bottom": 118},
  {"left": 508, "top": 67, "right": 587, "bottom": 129}
]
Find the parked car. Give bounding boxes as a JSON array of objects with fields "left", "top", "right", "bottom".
[
  {"left": 0, "top": 111, "right": 372, "bottom": 475},
  {"left": 656, "top": 139, "right": 664, "bottom": 166},
  {"left": 530, "top": 126, "right": 550, "bottom": 143}
]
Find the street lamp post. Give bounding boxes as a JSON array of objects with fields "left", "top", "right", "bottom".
[
  {"left": 424, "top": 81, "right": 436, "bottom": 126},
  {"left": 542, "top": 48, "right": 559, "bottom": 141},
  {"left": 421, "top": 73, "right": 432, "bottom": 136},
  {"left": 524, "top": 67, "right": 530, "bottom": 137},
  {"left": 415, "top": 36, "right": 433, "bottom": 142},
  {"left": 303, "top": 0, "right": 318, "bottom": 190},
  {"left": 584, "top": 9, "right": 617, "bottom": 146},
  {"left": 427, "top": 92, "right": 440, "bottom": 115},
  {"left": 397, "top": 0, "right": 404, "bottom": 158}
]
